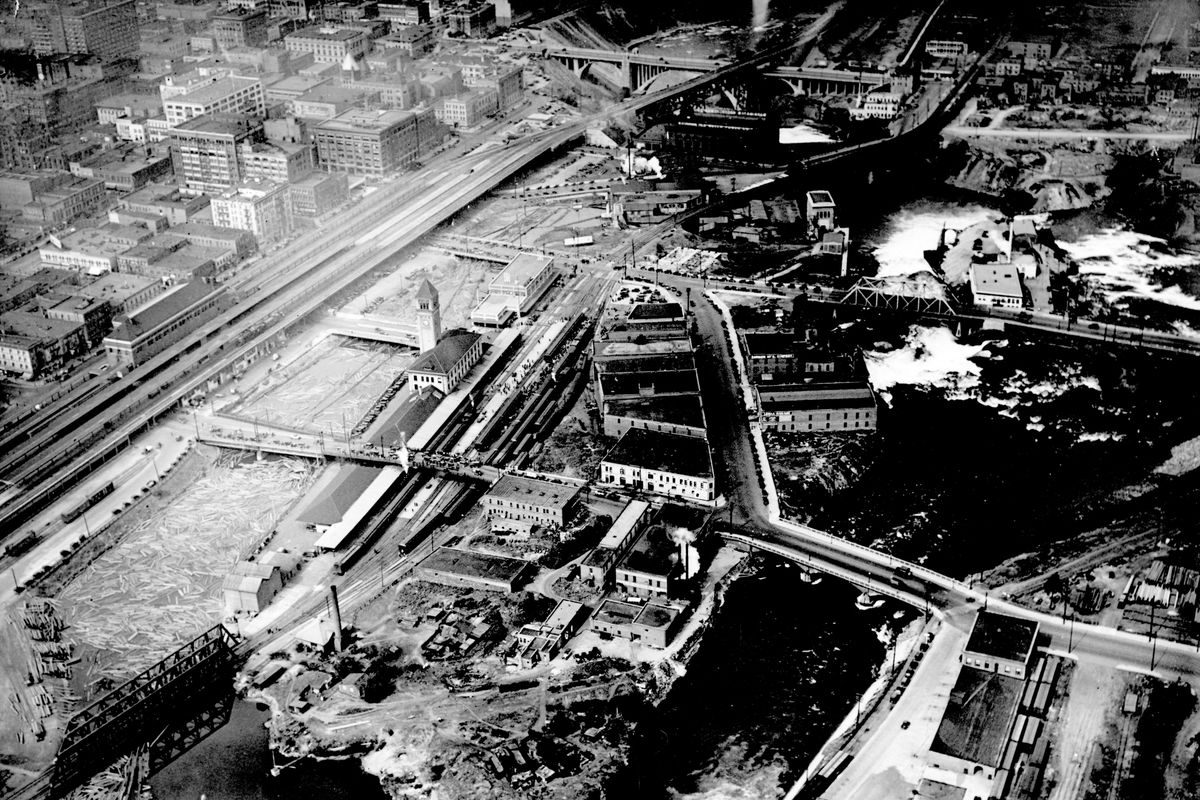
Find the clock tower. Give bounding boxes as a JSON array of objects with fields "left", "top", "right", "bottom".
[{"left": 416, "top": 279, "right": 441, "bottom": 353}]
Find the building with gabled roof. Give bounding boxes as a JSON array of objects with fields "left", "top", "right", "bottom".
[
  {"left": 223, "top": 560, "right": 283, "bottom": 613},
  {"left": 405, "top": 329, "right": 482, "bottom": 393}
]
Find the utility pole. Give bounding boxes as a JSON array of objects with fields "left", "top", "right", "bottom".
[{"left": 1149, "top": 603, "right": 1158, "bottom": 670}]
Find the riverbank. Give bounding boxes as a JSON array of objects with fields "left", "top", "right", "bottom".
[{"left": 605, "top": 561, "right": 893, "bottom": 799}]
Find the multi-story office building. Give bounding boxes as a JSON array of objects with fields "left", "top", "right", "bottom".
[
  {"left": 267, "top": 0, "right": 322, "bottom": 20},
  {"left": 284, "top": 26, "right": 371, "bottom": 63},
  {"left": 30, "top": 0, "right": 139, "bottom": 61},
  {"left": 376, "top": 23, "right": 436, "bottom": 57},
  {"left": 314, "top": 107, "right": 440, "bottom": 175},
  {"left": 211, "top": 9, "right": 269, "bottom": 49},
  {"left": 436, "top": 86, "right": 498, "bottom": 127},
  {"left": 238, "top": 140, "right": 314, "bottom": 183},
  {"left": 163, "top": 76, "right": 266, "bottom": 127},
  {"left": 446, "top": 3, "right": 494, "bottom": 37},
  {"left": 210, "top": 180, "right": 295, "bottom": 244},
  {"left": 378, "top": 0, "right": 429, "bottom": 25},
  {"left": 158, "top": 67, "right": 233, "bottom": 102},
  {"left": 289, "top": 170, "right": 348, "bottom": 217},
  {"left": 169, "top": 113, "right": 263, "bottom": 194}
]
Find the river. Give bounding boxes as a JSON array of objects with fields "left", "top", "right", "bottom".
[
  {"left": 150, "top": 701, "right": 386, "bottom": 800},
  {"left": 607, "top": 561, "right": 896, "bottom": 799}
]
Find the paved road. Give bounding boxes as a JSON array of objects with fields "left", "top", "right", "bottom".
[{"left": 945, "top": 125, "right": 1193, "bottom": 141}]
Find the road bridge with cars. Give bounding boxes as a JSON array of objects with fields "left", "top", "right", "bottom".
[{"left": 513, "top": 43, "right": 731, "bottom": 91}]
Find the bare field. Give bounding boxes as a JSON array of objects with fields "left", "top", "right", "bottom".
[{"left": 225, "top": 337, "right": 411, "bottom": 436}]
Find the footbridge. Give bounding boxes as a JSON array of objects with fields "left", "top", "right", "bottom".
[
  {"left": 428, "top": 232, "right": 586, "bottom": 264},
  {"left": 195, "top": 417, "right": 507, "bottom": 483},
  {"left": 327, "top": 312, "right": 419, "bottom": 347},
  {"left": 4, "top": 626, "right": 237, "bottom": 800}
]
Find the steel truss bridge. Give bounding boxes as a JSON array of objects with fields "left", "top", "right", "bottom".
[
  {"left": 3, "top": 626, "right": 237, "bottom": 800},
  {"left": 839, "top": 276, "right": 958, "bottom": 316}
]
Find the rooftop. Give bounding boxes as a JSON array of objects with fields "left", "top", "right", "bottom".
[
  {"left": 493, "top": 253, "right": 553, "bottom": 289},
  {"left": 77, "top": 272, "right": 159, "bottom": 303},
  {"left": 266, "top": 74, "right": 329, "bottom": 94},
  {"left": 654, "top": 502, "right": 709, "bottom": 533},
  {"left": 931, "top": 668, "right": 1022, "bottom": 768},
  {"left": 603, "top": 429, "right": 713, "bottom": 479},
  {"left": 604, "top": 394, "right": 705, "bottom": 429},
  {"left": 295, "top": 84, "right": 375, "bottom": 106},
  {"left": 487, "top": 474, "right": 579, "bottom": 511},
  {"left": 49, "top": 294, "right": 104, "bottom": 314},
  {"left": 421, "top": 547, "right": 530, "bottom": 583},
  {"left": 288, "top": 26, "right": 369, "bottom": 42},
  {"left": 167, "top": 76, "right": 261, "bottom": 107},
  {"left": 106, "top": 282, "right": 221, "bottom": 344},
  {"left": 599, "top": 499, "right": 651, "bottom": 550},
  {"left": 408, "top": 330, "right": 481, "bottom": 376},
  {"left": 298, "top": 465, "right": 383, "bottom": 526},
  {"left": 964, "top": 612, "right": 1039, "bottom": 662},
  {"left": 595, "top": 352, "right": 694, "bottom": 374},
  {"left": 316, "top": 107, "right": 417, "bottom": 134},
  {"left": 595, "top": 598, "right": 680, "bottom": 629},
  {"left": 620, "top": 524, "right": 681, "bottom": 578},
  {"left": 172, "top": 221, "right": 251, "bottom": 242},
  {"left": 627, "top": 301, "right": 683, "bottom": 321},
  {"left": 0, "top": 310, "right": 82, "bottom": 341},
  {"left": 971, "top": 263, "right": 1023, "bottom": 299},
  {"left": 595, "top": 339, "right": 693, "bottom": 359},
  {"left": 742, "top": 332, "right": 796, "bottom": 358},
  {"left": 171, "top": 112, "right": 261, "bottom": 137},
  {"left": 599, "top": 369, "right": 699, "bottom": 398}
]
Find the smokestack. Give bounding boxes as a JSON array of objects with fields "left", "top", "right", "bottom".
[{"left": 328, "top": 585, "right": 343, "bottom": 652}]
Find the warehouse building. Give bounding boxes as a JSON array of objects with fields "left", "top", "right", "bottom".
[
  {"left": 483, "top": 474, "right": 580, "bottom": 536},
  {"left": 600, "top": 428, "right": 715, "bottom": 503},
  {"left": 418, "top": 547, "right": 532, "bottom": 593}
]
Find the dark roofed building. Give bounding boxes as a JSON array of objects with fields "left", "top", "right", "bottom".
[
  {"left": 102, "top": 281, "right": 226, "bottom": 367},
  {"left": 963, "top": 611, "right": 1039, "bottom": 679},
  {"left": 600, "top": 428, "right": 714, "bottom": 503},
  {"left": 929, "top": 668, "right": 1023, "bottom": 782},
  {"left": 297, "top": 465, "right": 383, "bottom": 528},
  {"left": 603, "top": 394, "right": 706, "bottom": 439},
  {"left": 741, "top": 331, "right": 798, "bottom": 382},
  {"left": 628, "top": 301, "right": 684, "bottom": 322},
  {"left": 598, "top": 369, "right": 699, "bottom": 402},
  {"left": 366, "top": 385, "right": 442, "bottom": 448},
  {"left": 405, "top": 329, "right": 483, "bottom": 393},
  {"left": 418, "top": 547, "right": 532, "bottom": 593}
]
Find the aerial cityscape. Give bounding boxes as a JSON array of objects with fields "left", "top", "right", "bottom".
[{"left": 1, "top": 0, "right": 1199, "bottom": 798}]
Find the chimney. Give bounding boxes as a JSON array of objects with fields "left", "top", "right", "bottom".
[{"left": 328, "top": 584, "right": 343, "bottom": 652}]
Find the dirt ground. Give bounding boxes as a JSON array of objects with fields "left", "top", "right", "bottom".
[
  {"left": 352, "top": 250, "right": 493, "bottom": 331},
  {"left": 224, "top": 337, "right": 412, "bottom": 437},
  {"left": 1047, "top": 662, "right": 1127, "bottom": 800},
  {"left": 766, "top": 430, "right": 875, "bottom": 519},
  {"left": 526, "top": 389, "right": 606, "bottom": 481}
]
